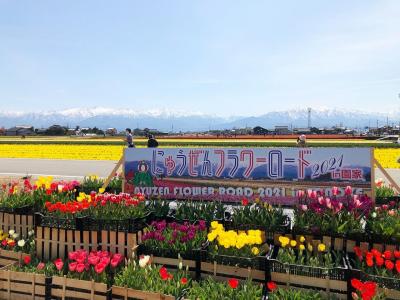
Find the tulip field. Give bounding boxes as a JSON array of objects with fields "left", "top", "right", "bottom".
[{"left": 0, "top": 136, "right": 399, "bottom": 168}]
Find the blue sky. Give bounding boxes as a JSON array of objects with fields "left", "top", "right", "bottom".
[{"left": 0, "top": 0, "right": 399, "bottom": 116}]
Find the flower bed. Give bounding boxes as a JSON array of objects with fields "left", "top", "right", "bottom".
[
  {"left": 293, "top": 188, "right": 372, "bottom": 238},
  {"left": 365, "top": 203, "right": 400, "bottom": 244},
  {"left": 224, "top": 198, "right": 290, "bottom": 241},
  {"left": 172, "top": 200, "right": 225, "bottom": 225},
  {"left": 138, "top": 220, "right": 207, "bottom": 278},
  {"left": 113, "top": 257, "right": 188, "bottom": 300},
  {"left": 267, "top": 235, "right": 348, "bottom": 297},
  {"left": 200, "top": 221, "right": 268, "bottom": 281},
  {"left": 42, "top": 192, "right": 148, "bottom": 232},
  {"left": 185, "top": 277, "right": 264, "bottom": 300},
  {"left": 347, "top": 247, "right": 400, "bottom": 299}
]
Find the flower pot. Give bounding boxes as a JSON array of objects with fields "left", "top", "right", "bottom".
[
  {"left": 35, "top": 212, "right": 78, "bottom": 230},
  {"left": 12, "top": 204, "right": 35, "bottom": 215}
]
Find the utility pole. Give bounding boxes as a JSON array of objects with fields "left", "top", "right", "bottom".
[{"left": 307, "top": 108, "right": 312, "bottom": 128}]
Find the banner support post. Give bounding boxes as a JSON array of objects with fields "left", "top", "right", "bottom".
[
  {"left": 373, "top": 157, "right": 400, "bottom": 194},
  {"left": 371, "top": 148, "right": 375, "bottom": 204},
  {"left": 101, "top": 151, "right": 125, "bottom": 191}
]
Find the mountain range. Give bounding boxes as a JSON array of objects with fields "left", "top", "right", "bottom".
[{"left": 0, "top": 107, "right": 398, "bottom": 132}]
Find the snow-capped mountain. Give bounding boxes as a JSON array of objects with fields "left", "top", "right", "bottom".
[{"left": 0, "top": 107, "right": 397, "bottom": 131}]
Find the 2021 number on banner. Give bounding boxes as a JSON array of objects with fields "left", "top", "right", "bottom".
[{"left": 124, "top": 148, "right": 372, "bottom": 204}]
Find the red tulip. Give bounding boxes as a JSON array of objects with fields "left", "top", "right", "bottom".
[
  {"left": 241, "top": 198, "right": 249, "bottom": 206},
  {"left": 383, "top": 250, "right": 392, "bottom": 260},
  {"left": 351, "top": 278, "right": 363, "bottom": 290},
  {"left": 366, "top": 258, "right": 373, "bottom": 267},
  {"left": 394, "top": 251, "right": 400, "bottom": 259},
  {"left": 385, "top": 260, "right": 394, "bottom": 271},
  {"left": 267, "top": 281, "right": 277, "bottom": 291},
  {"left": 23, "top": 255, "right": 31, "bottom": 265},
  {"left": 375, "top": 256, "right": 384, "bottom": 267},
  {"left": 228, "top": 278, "right": 239, "bottom": 289},
  {"left": 395, "top": 260, "right": 400, "bottom": 273},
  {"left": 159, "top": 266, "right": 169, "bottom": 280},
  {"left": 180, "top": 277, "right": 188, "bottom": 285}
]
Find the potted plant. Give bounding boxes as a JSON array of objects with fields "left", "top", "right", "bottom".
[
  {"left": 140, "top": 220, "right": 207, "bottom": 259},
  {"left": 348, "top": 247, "right": 400, "bottom": 292},
  {"left": 226, "top": 198, "right": 290, "bottom": 240},
  {"left": 267, "top": 235, "right": 347, "bottom": 296},
  {"left": 365, "top": 203, "right": 400, "bottom": 244},
  {"left": 186, "top": 277, "right": 263, "bottom": 300},
  {"left": 204, "top": 221, "right": 268, "bottom": 270},
  {"left": 113, "top": 257, "right": 189, "bottom": 299}
]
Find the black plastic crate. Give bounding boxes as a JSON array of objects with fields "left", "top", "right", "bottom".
[
  {"left": 268, "top": 246, "right": 347, "bottom": 281},
  {"left": 347, "top": 253, "right": 400, "bottom": 291}
]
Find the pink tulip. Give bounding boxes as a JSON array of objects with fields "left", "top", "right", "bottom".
[
  {"left": 37, "top": 262, "right": 45, "bottom": 270},
  {"left": 345, "top": 186, "right": 352, "bottom": 196},
  {"left": 68, "top": 262, "right": 77, "bottom": 272},
  {"left": 88, "top": 255, "right": 99, "bottom": 266},
  {"left": 76, "top": 263, "right": 85, "bottom": 273},
  {"left": 95, "top": 263, "right": 106, "bottom": 274},
  {"left": 68, "top": 251, "right": 77, "bottom": 261},
  {"left": 307, "top": 189, "right": 313, "bottom": 198},
  {"left": 326, "top": 198, "right": 332, "bottom": 209},
  {"left": 332, "top": 186, "right": 338, "bottom": 196},
  {"left": 382, "top": 204, "right": 389, "bottom": 211},
  {"left": 301, "top": 204, "right": 308, "bottom": 211},
  {"left": 100, "top": 256, "right": 110, "bottom": 266},
  {"left": 388, "top": 209, "right": 396, "bottom": 216},
  {"left": 54, "top": 258, "right": 64, "bottom": 271},
  {"left": 111, "top": 257, "right": 120, "bottom": 268},
  {"left": 297, "top": 190, "right": 305, "bottom": 198}
]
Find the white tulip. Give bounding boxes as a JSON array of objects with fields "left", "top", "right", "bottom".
[
  {"left": 28, "top": 230, "right": 35, "bottom": 237},
  {"left": 139, "top": 255, "right": 150, "bottom": 268},
  {"left": 12, "top": 233, "right": 19, "bottom": 239},
  {"left": 8, "top": 230, "right": 15, "bottom": 236},
  {"left": 17, "top": 240, "right": 25, "bottom": 247}
]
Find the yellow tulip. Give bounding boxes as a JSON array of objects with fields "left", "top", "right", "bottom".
[
  {"left": 251, "top": 247, "right": 260, "bottom": 255},
  {"left": 279, "top": 236, "right": 290, "bottom": 247},
  {"left": 290, "top": 240, "right": 297, "bottom": 247},
  {"left": 318, "top": 244, "right": 326, "bottom": 252},
  {"left": 207, "top": 232, "right": 217, "bottom": 242},
  {"left": 299, "top": 244, "right": 305, "bottom": 251},
  {"left": 299, "top": 236, "right": 305, "bottom": 243}
]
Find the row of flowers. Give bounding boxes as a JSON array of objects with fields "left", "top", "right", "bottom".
[
  {"left": 2, "top": 176, "right": 399, "bottom": 243},
  {"left": 11, "top": 250, "right": 385, "bottom": 300}
]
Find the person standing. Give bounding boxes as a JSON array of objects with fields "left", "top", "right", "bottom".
[
  {"left": 296, "top": 134, "right": 307, "bottom": 147},
  {"left": 125, "top": 128, "right": 135, "bottom": 148},
  {"left": 147, "top": 134, "right": 159, "bottom": 148}
]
